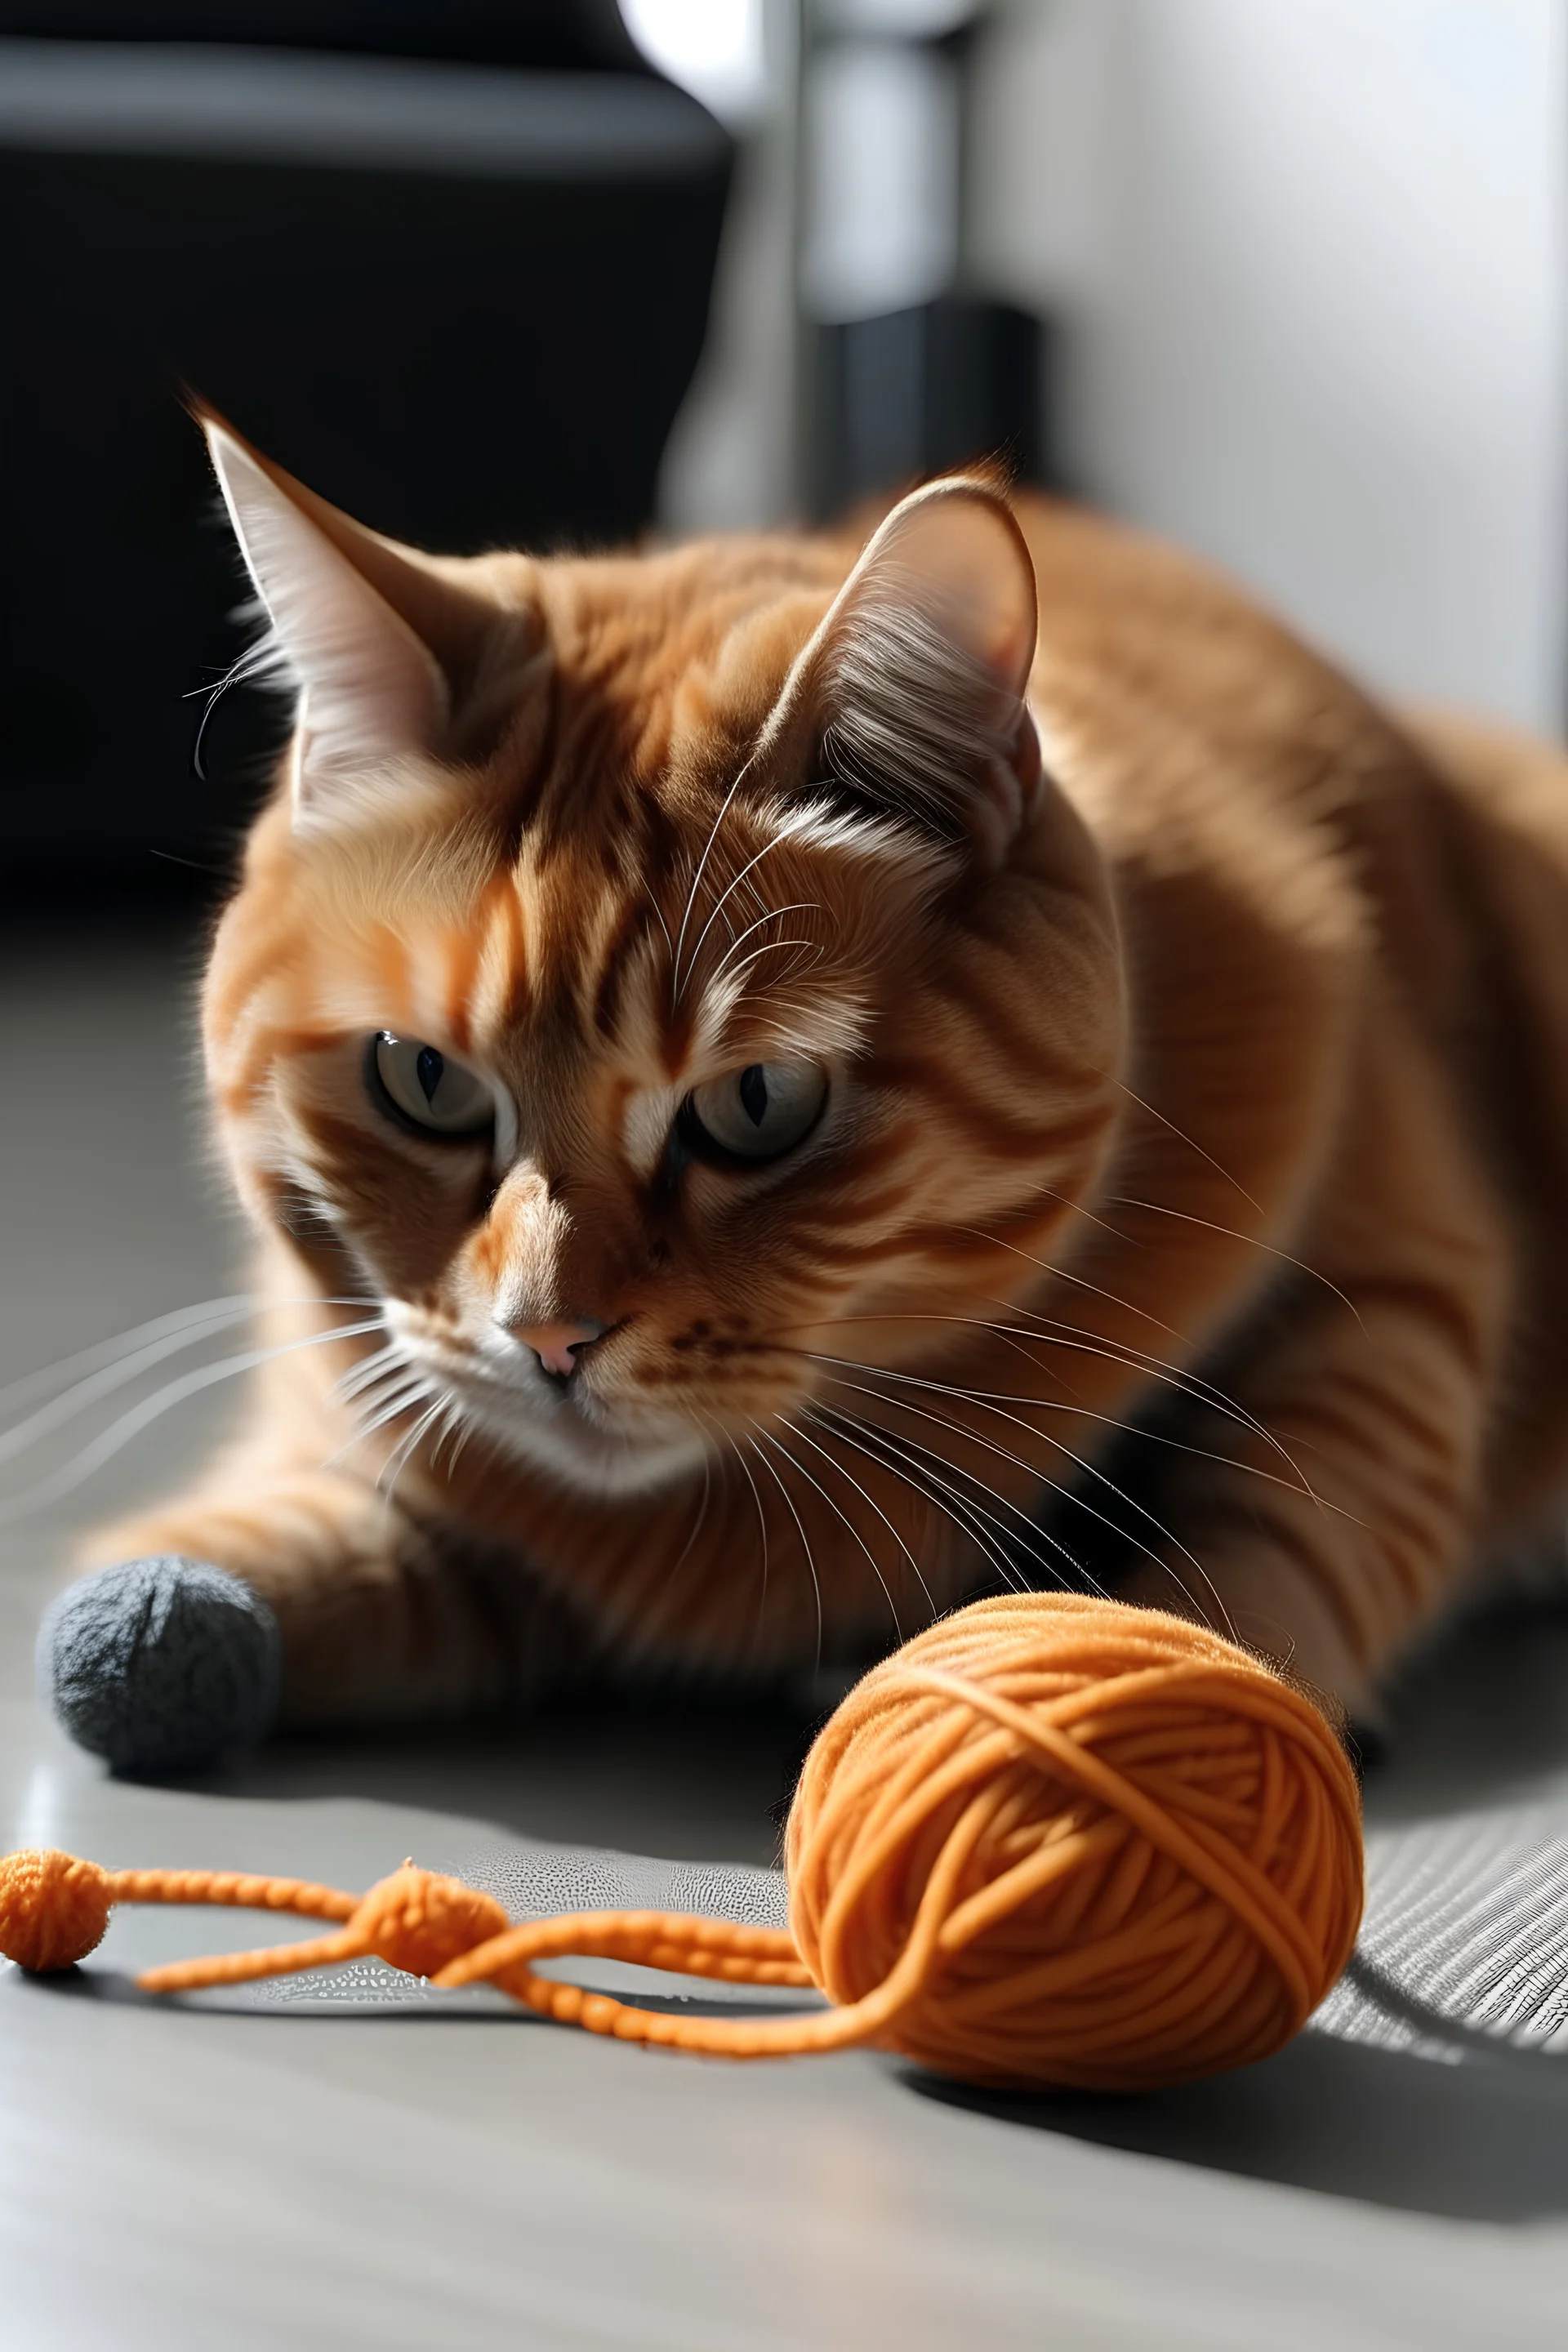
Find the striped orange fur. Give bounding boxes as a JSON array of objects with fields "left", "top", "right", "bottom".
[{"left": 89, "top": 419, "right": 1568, "bottom": 1729}]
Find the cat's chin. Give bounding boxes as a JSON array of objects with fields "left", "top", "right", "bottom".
[{"left": 454, "top": 1385, "right": 710, "bottom": 1500}]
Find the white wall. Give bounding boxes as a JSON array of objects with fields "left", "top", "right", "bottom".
[
  {"left": 653, "top": 0, "right": 803, "bottom": 534},
  {"left": 973, "top": 0, "right": 1568, "bottom": 729}
]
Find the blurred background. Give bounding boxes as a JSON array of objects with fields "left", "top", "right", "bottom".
[{"left": 2, "top": 0, "right": 1566, "bottom": 901}]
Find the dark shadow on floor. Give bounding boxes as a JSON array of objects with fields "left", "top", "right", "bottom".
[
  {"left": 1371, "top": 1598, "right": 1568, "bottom": 1823},
  {"left": 910, "top": 2024, "right": 1568, "bottom": 2222},
  {"left": 120, "top": 1594, "right": 1568, "bottom": 1856},
  {"left": 7, "top": 1967, "right": 808, "bottom": 2025},
  {"left": 4, "top": 1966, "right": 528, "bottom": 2018},
  {"left": 151, "top": 1684, "right": 821, "bottom": 1869}
]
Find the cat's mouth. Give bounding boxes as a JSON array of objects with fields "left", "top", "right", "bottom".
[
  {"left": 480, "top": 1383, "right": 709, "bottom": 1497},
  {"left": 414, "top": 1345, "right": 709, "bottom": 1499}
]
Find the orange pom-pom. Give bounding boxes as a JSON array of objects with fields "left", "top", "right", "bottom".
[
  {"left": 0, "top": 1847, "right": 114, "bottom": 1972},
  {"left": 347, "top": 1864, "right": 510, "bottom": 1980},
  {"left": 784, "top": 1593, "right": 1364, "bottom": 2090}
]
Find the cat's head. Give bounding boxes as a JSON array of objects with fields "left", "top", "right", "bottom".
[{"left": 201, "top": 421, "right": 1125, "bottom": 1498}]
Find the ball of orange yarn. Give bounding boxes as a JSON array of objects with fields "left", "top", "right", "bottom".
[
  {"left": 0, "top": 1847, "right": 113, "bottom": 1972},
  {"left": 783, "top": 1592, "right": 1364, "bottom": 2091}
]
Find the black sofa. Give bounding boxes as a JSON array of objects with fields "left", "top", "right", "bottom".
[{"left": 0, "top": 4, "right": 733, "bottom": 887}]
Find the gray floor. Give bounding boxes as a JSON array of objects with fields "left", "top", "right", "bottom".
[{"left": 4, "top": 923, "right": 1568, "bottom": 2350}]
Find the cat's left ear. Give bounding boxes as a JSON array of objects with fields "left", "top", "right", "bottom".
[
  {"left": 776, "top": 477, "right": 1041, "bottom": 862},
  {"left": 199, "top": 408, "right": 537, "bottom": 816}
]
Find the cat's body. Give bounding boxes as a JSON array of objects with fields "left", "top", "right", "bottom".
[{"left": 95, "top": 428, "right": 1568, "bottom": 1731}]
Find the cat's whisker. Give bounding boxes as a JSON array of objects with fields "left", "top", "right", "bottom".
[
  {"left": 442, "top": 1411, "right": 476, "bottom": 1477},
  {"left": 743, "top": 1419, "right": 824, "bottom": 1668},
  {"left": 703, "top": 937, "right": 823, "bottom": 991},
  {"left": 790, "top": 1325, "right": 1355, "bottom": 1547},
  {"left": 777, "top": 1303, "right": 1310, "bottom": 1490},
  {"left": 1111, "top": 1077, "right": 1265, "bottom": 1216},
  {"left": 428, "top": 1396, "right": 473, "bottom": 1479},
  {"left": 809, "top": 1392, "right": 1087, "bottom": 1597},
  {"left": 722, "top": 1427, "right": 771, "bottom": 1648},
  {"left": 978, "top": 1300, "right": 1342, "bottom": 1515},
  {"left": 376, "top": 1394, "right": 446, "bottom": 1506},
  {"left": 0, "top": 1289, "right": 390, "bottom": 1468},
  {"left": 0, "top": 1317, "right": 388, "bottom": 1523},
  {"left": 951, "top": 1224, "right": 1189, "bottom": 1345},
  {"left": 670, "top": 740, "right": 768, "bottom": 999},
  {"left": 427, "top": 1401, "right": 455, "bottom": 1477},
  {"left": 1004, "top": 1173, "right": 1362, "bottom": 1379},
  {"left": 0, "top": 1302, "right": 256, "bottom": 1471},
  {"left": 336, "top": 1377, "right": 416, "bottom": 1443},
  {"left": 332, "top": 1346, "right": 416, "bottom": 1414},
  {"left": 809, "top": 1400, "right": 1036, "bottom": 1599},
  {"left": 792, "top": 1405, "right": 940, "bottom": 1625},
  {"left": 982, "top": 1289, "right": 1316, "bottom": 1468},
  {"left": 1048, "top": 1262, "right": 1197, "bottom": 1346},
  {"left": 676, "top": 826, "right": 793, "bottom": 1004},
  {"left": 641, "top": 880, "right": 675, "bottom": 967},
  {"left": 0, "top": 1294, "right": 252, "bottom": 1423},
  {"left": 810, "top": 1352, "right": 1203, "bottom": 1575},
  {"left": 969, "top": 1298, "right": 1324, "bottom": 1495},
  {"left": 649, "top": 1418, "right": 715, "bottom": 1620},
  {"left": 824, "top": 1394, "right": 1189, "bottom": 1622},
  {"left": 0, "top": 1292, "right": 386, "bottom": 1472},
  {"left": 941, "top": 1311, "right": 1102, "bottom": 1410},
  {"left": 434, "top": 1394, "right": 506, "bottom": 1483},
  {"left": 349, "top": 1377, "right": 430, "bottom": 1447},
  {"left": 773, "top": 1303, "right": 1199, "bottom": 1402},
  {"left": 332, "top": 1366, "right": 399, "bottom": 1419},
  {"left": 1016, "top": 1180, "right": 1143, "bottom": 1252},
  {"left": 341, "top": 1392, "right": 422, "bottom": 1451},
  {"left": 773, "top": 1304, "right": 1247, "bottom": 1450},
  {"left": 735, "top": 866, "right": 774, "bottom": 929},
  {"left": 333, "top": 1368, "right": 433, "bottom": 1461},
  {"left": 753, "top": 1419, "right": 904, "bottom": 1645},
  {"left": 332, "top": 1343, "right": 410, "bottom": 1409},
  {"left": 783, "top": 1302, "right": 1254, "bottom": 1442},
  {"left": 1101, "top": 1192, "right": 1367, "bottom": 1334},
  {"left": 417, "top": 1395, "right": 452, "bottom": 1477},
  {"left": 811, "top": 1362, "right": 1239, "bottom": 1642},
  {"left": 187, "top": 635, "right": 287, "bottom": 782},
  {"left": 704, "top": 902, "right": 826, "bottom": 991},
  {"left": 430, "top": 1388, "right": 483, "bottom": 1481}
]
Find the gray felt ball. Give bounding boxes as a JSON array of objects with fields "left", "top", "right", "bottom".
[{"left": 36, "top": 1557, "right": 283, "bottom": 1775}]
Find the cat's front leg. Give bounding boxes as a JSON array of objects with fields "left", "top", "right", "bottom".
[
  {"left": 1114, "top": 1264, "right": 1490, "bottom": 1727},
  {"left": 42, "top": 1450, "right": 589, "bottom": 1771}
]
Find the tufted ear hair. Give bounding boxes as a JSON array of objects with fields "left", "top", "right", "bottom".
[
  {"left": 199, "top": 408, "right": 538, "bottom": 818},
  {"left": 774, "top": 478, "right": 1041, "bottom": 858}
]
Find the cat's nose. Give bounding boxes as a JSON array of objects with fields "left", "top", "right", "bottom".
[{"left": 512, "top": 1319, "right": 608, "bottom": 1379}]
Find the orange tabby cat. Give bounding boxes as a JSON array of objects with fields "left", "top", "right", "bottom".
[{"left": 91, "top": 414, "right": 1568, "bottom": 1735}]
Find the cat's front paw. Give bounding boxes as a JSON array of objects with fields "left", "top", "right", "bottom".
[{"left": 37, "top": 1557, "right": 282, "bottom": 1776}]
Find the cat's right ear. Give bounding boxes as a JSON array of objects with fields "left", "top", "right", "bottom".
[{"left": 200, "top": 410, "right": 534, "bottom": 817}]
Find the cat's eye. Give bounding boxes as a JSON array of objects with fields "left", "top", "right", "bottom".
[
  {"left": 683, "top": 1062, "right": 827, "bottom": 1165},
  {"left": 368, "top": 1033, "right": 494, "bottom": 1141}
]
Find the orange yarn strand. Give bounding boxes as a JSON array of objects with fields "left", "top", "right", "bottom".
[
  {"left": 0, "top": 1595, "right": 1364, "bottom": 2091},
  {"left": 106, "top": 1869, "right": 359, "bottom": 1922},
  {"left": 111, "top": 1869, "right": 362, "bottom": 1993}
]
